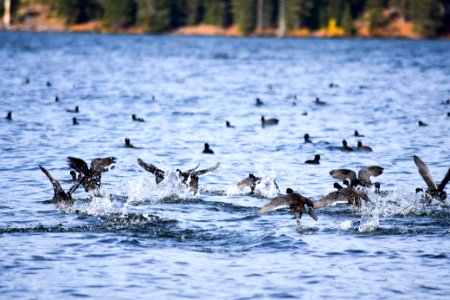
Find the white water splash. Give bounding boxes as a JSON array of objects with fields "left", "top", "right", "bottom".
[{"left": 358, "top": 188, "right": 429, "bottom": 232}]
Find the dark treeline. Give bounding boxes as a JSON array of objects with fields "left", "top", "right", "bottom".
[{"left": 5, "top": 0, "right": 450, "bottom": 37}]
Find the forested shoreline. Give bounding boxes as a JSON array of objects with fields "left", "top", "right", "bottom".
[{"left": 2, "top": 0, "right": 450, "bottom": 38}]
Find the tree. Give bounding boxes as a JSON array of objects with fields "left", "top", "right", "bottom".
[
  {"left": 101, "top": 0, "right": 136, "bottom": 30},
  {"left": 232, "top": 0, "right": 255, "bottom": 34},
  {"left": 408, "top": 0, "right": 445, "bottom": 37},
  {"left": 136, "top": 0, "right": 173, "bottom": 32},
  {"left": 341, "top": 2, "right": 352, "bottom": 35}
]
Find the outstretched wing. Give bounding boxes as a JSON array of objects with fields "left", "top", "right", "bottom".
[
  {"left": 67, "top": 157, "right": 90, "bottom": 176},
  {"left": 67, "top": 176, "right": 86, "bottom": 196},
  {"left": 186, "top": 164, "right": 200, "bottom": 173},
  {"left": 413, "top": 155, "right": 437, "bottom": 190},
  {"left": 358, "top": 166, "right": 384, "bottom": 184},
  {"left": 437, "top": 168, "right": 450, "bottom": 192},
  {"left": 192, "top": 162, "right": 220, "bottom": 176},
  {"left": 91, "top": 157, "right": 116, "bottom": 175},
  {"left": 257, "top": 196, "right": 292, "bottom": 215},
  {"left": 237, "top": 174, "right": 258, "bottom": 189},
  {"left": 330, "top": 169, "right": 357, "bottom": 183},
  {"left": 137, "top": 159, "right": 165, "bottom": 178},
  {"left": 313, "top": 191, "right": 348, "bottom": 209},
  {"left": 39, "top": 165, "right": 63, "bottom": 194}
]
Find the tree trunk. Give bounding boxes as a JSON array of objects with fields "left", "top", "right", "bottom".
[
  {"left": 256, "top": 0, "right": 264, "bottom": 33},
  {"left": 278, "top": 0, "right": 286, "bottom": 37},
  {"left": 4, "top": 0, "right": 11, "bottom": 30}
]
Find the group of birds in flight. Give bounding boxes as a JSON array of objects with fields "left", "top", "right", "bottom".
[
  {"left": 37, "top": 152, "right": 449, "bottom": 225},
  {"left": 5, "top": 81, "right": 450, "bottom": 225}
]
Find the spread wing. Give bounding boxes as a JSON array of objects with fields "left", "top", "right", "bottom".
[
  {"left": 413, "top": 155, "right": 437, "bottom": 190},
  {"left": 358, "top": 166, "right": 384, "bottom": 184},
  {"left": 137, "top": 159, "right": 165, "bottom": 179},
  {"left": 237, "top": 175, "right": 258, "bottom": 189},
  {"left": 67, "top": 157, "right": 90, "bottom": 176},
  {"left": 257, "top": 196, "right": 292, "bottom": 215},
  {"left": 186, "top": 164, "right": 200, "bottom": 173},
  {"left": 192, "top": 163, "right": 220, "bottom": 176},
  {"left": 330, "top": 169, "right": 357, "bottom": 183},
  {"left": 313, "top": 191, "right": 349, "bottom": 209},
  {"left": 39, "top": 165, "right": 63, "bottom": 194},
  {"left": 67, "top": 176, "right": 86, "bottom": 196},
  {"left": 91, "top": 157, "right": 116, "bottom": 175},
  {"left": 437, "top": 168, "right": 450, "bottom": 192}
]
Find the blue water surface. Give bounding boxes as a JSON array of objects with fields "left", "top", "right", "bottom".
[{"left": 0, "top": 32, "right": 449, "bottom": 299}]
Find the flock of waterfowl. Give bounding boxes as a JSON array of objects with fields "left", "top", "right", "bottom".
[{"left": 4, "top": 84, "right": 450, "bottom": 226}]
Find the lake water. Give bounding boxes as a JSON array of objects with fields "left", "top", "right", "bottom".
[{"left": 0, "top": 31, "right": 449, "bottom": 299}]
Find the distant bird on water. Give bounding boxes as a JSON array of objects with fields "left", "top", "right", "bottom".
[
  {"left": 417, "top": 120, "right": 428, "bottom": 126},
  {"left": 24, "top": 78, "right": 30, "bottom": 84},
  {"left": 340, "top": 140, "right": 353, "bottom": 152},
  {"left": 356, "top": 141, "right": 372, "bottom": 152},
  {"left": 304, "top": 133, "right": 312, "bottom": 143},
  {"left": 55, "top": 96, "right": 59, "bottom": 102},
  {"left": 132, "top": 114, "right": 145, "bottom": 122},
  {"left": 46, "top": 81, "right": 52, "bottom": 87},
  {"left": 226, "top": 121, "right": 235, "bottom": 128},
  {"left": 67, "top": 106, "right": 79, "bottom": 113},
  {"left": 124, "top": 138, "right": 136, "bottom": 149},
  {"left": 447, "top": 112, "right": 450, "bottom": 117},
  {"left": 72, "top": 117, "right": 79, "bottom": 125},
  {"left": 202, "top": 143, "right": 214, "bottom": 154},
  {"left": 261, "top": 116, "right": 279, "bottom": 128},
  {"left": 255, "top": 98, "right": 264, "bottom": 106},
  {"left": 354, "top": 130, "right": 364, "bottom": 137},
  {"left": 305, "top": 154, "right": 320, "bottom": 165},
  {"left": 329, "top": 83, "right": 338, "bottom": 88},
  {"left": 314, "top": 97, "right": 326, "bottom": 105},
  {"left": 5, "top": 111, "right": 12, "bottom": 120}
]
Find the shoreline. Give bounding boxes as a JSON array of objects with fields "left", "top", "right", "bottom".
[{"left": 1, "top": 28, "right": 449, "bottom": 41}]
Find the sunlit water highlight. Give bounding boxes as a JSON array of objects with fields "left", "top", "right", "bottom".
[{"left": 0, "top": 32, "right": 449, "bottom": 299}]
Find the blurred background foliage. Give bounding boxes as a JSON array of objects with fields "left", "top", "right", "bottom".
[{"left": 3, "top": 0, "right": 450, "bottom": 37}]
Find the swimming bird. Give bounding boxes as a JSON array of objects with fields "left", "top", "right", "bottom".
[
  {"left": 5, "top": 111, "right": 12, "bottom": 120},
  {"left": 304, "top": 133, "right": 312, "bottom": 143},
  {"left": 413, "top": 155, "right": 449, "bottom": 201},
  {"left": 67, "top": 156, "right": 116, "bottom": 192},
  {"left": 447, "top": 112, "right": 449, "bottom": 117},
  {"left": 314, "top": 97, "right": 326, "bottom": 105},
  {"left": 137, "top": 159, "right": 220, "bottom": 192},
  {"left": 261, "top": 116, "right": 279, "bottom": 128},
  {"left": 354, "top": 130, "right": 364, "bottom": 137},
  {"left": 46, "top": 81, "right": 52, "bottom": 87},
  {"left": 202, "top": 143, "right": 214, "bottom": 154},
  {"left": 72, "top": 117, "right": 79, "bottom": 125},
  {"left": 330, "top": 166, "right": 384, "bottom": 188},
  {"left": 124, "top": 138, "right": 136, "bottom": 148},
  {"left": 257, "top": 188, "right": 318, "bottom": 222},
  {"left": 55, "top": 96, "right": 59, "bottom": 102},
  {"left": 305, "top": 155, "right": 320, "bottom": 165},
  {"left": 39, "top": 165, "right": 85, "bottom": 205},
  {"left": 356, "top": 141, "right": 372, "bottom": 152},
  {"left": 340, "top": 140, "right": 353, "bottom": 151},
  {"left": 314, "top": 186, "right": 369, "bottom": 208},
  {"left": 329, "top": 83, "right": 338, "bottom": 88},
  {"left": 417, "top": 120, "right": 428, "bottom": 126},
  {"left": 66, "top": 106, "right": 79, "bottom": 113},
  {"left": 24, "top": 78, "right": 30, "bottom": 84},
  {"left": 374, "top": 182, "right": 390, "bottom": 197},
  {"left": 132, "top": 114, "right": 145, "bottom": 122},
  {"left": 255, "top": 98, "right": 264, "bottom": 106},
  {"left": 226, "top": 121, "right": 235, "bottom": 128}
]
